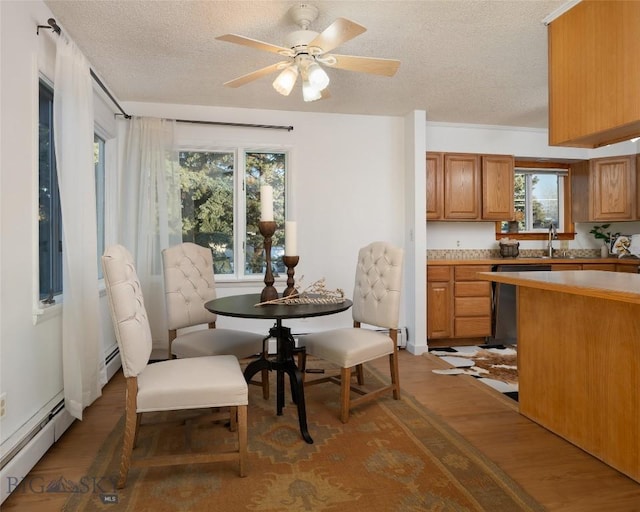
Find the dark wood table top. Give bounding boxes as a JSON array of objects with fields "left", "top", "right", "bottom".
[{"left": 205, "top": 293, "right": 352, "bottom": 320}]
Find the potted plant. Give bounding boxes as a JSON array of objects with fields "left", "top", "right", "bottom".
[{"left": 589, "top": 224, "right": 620, "bottom": 255}]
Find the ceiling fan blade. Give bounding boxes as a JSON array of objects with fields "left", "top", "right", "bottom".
[
  {"left": 216, "top": 34, "right": 292, "bottom": 56},
  {"left": 308, "top": 18, "right": 366, "bottom": 54},
  {"left": 324, "top": 54, "right": 400, "bottom": 77},
  {"left": 223, "top": 61, "right": 289, "bottom": 88}
]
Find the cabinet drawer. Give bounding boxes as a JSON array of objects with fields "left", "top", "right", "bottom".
[
  {"left": 455, "top": 281, "right": 491, "bottom": 297},
  {"left": 455, "top": 265, "right": 493, "bottom": 281},
  {"left": 455, "top": 296, "right": 492, "bottom": 317},
  {"left": 552, "top": 264, "right": 582, "bottom": 271},
  {"left": 427, "top": 265, "right": 452, "bottom": 281},
  {"left": 616, "top": 264, "right": 640, "bottom": 273},
  {"left": 455, "top": 317, "right": 492, "bottom": 338},
  {"left": 582, "top": 264, "right": 616, "bottom": 271}
]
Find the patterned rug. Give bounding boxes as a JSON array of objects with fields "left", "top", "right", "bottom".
[
  {"left": 429, "top": 345, "right": 519, "bottom": 401},
  {"left": 63, "top": 367, "right": 540, "bottom": 512}
]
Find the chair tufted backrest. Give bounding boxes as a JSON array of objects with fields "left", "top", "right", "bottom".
[
  {"left": 352, "top": 242, "right": 404, "bottom": 329},
  {"left": 162, "top": 242, "right": 218, "bottom": 331},
  {"left": 102, "top": 245, "right": 152, "bottom": 378}
]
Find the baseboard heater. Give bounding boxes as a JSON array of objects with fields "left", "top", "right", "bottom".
[{"left": 0, "top": 346, "right": 121, "bottom": 505}]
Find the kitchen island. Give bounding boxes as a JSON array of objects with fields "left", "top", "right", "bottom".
[{"left": 478, "top": 270, "right": 639, "bottom": 483}]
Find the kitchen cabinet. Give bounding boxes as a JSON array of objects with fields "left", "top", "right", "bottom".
[
  {"left": 582, "top": 264, "right": 617, "bottom": 272},
  {"left": 426, "top": 153, "right": 443, "bottom": 219},
  {"left": 571, "top": 155, "right": 637, "bottom": 222},
  {"left": 617, "top": 263, "right": 640, "bottom": 273},
  {"left": 444, "top": 153, "right": 481, "bottom": 219},
  {"left": 482, "top": 155, "right": 514, "bottom": 220},
  {"left": 427, "top": 152, "right": 514, "bottom": 221},
  {"left": 426, "top": 266, "right": 452, "bottom": 339},
  {"left": 453, "top": 265, "right": 492, "bottom": 338},
  {"left": 547, "top": 1, "right": 640, "bottom": 148}
]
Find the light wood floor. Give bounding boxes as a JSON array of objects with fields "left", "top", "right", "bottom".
[{"left": 2, "top": 350, "right": 639, "bottom": 511}]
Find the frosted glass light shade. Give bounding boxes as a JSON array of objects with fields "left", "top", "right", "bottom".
[
  {"left": 272, "top": 65, "right": 299, "bottom": 96},
  {"left": 307, "top": 62, "right": 329, "bottom": 91},
  {"left": 302, "top": 80, "right": 322, "bottom": 102}
]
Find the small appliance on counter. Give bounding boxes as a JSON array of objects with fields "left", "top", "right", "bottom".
[{"left": 498, "top": 238, "right": 519, "bottom": 258}]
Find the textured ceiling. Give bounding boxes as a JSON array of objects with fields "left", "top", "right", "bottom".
[{"left": 44, "top": 0, "right": 565, "bottom": 128}]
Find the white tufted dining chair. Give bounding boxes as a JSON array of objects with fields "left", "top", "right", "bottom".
[
  {"left": 301, "top": 241, "right": 404, "bottom": 423},
  {"left": 162, "top": 242, "right": 269, "bottom": 398},
  {"left": 102, "top": 245, "right": 248, "bottom": 488}
]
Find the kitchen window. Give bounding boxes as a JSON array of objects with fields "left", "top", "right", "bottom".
[
  {"left": 496, "top": 161, "right": 574, "bottom": 240},
  {"left": 179, "top": 149, "right": 287, "bottom": 278}
]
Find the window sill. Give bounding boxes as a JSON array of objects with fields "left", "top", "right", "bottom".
[
  {"left": 33, "top": 301, "right": 62, "bottom": 325},
  {"left": 495, "top": 232, "right": 576, "bottom": 241}
]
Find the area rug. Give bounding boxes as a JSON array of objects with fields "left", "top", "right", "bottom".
[
  {"left": 429, "top": 345, "right": 519, "bottom": 400},
  {"left": 63, "top": 368, "right": 540, "bottom": 512}
]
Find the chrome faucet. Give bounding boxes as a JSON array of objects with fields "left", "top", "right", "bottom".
[{"left": 547, "top": 223, "right": 558, "bottom": 257}]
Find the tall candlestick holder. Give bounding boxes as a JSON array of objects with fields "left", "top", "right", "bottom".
[
  {"left": 258, "top": 220, "right": 279, "bottom": 302},
  {"left": 282, "top": 255, "right": 300, "bottom": 297}
]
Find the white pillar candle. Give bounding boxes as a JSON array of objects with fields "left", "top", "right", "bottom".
[
  {"left": 285, "top": 221, "right": 297, "bottom": 256},
  {"left": 260, "top": 185, "right": 273, "bottom": 221}
]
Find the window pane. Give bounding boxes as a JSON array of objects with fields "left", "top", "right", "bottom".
[
  {"left": 503, "top": 171, "right": 562, "bottom": 233},
  {"left": 38, "top": 82, "right": 62, "bottom": 300},
  {"left": 179, "top": 151, "right": 235, "bottom": 275},
  {"left": 244, "top": 152, "right": 286, "bottom": 276},
  {"left": 94, "top": 135, "right": 106, "bottom": 278}
]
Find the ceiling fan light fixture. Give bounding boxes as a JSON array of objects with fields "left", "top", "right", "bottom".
[
  {"left": 302, "top": 80, "right": 322, "bottom": 102},
  {"left": 306, "top": 61, "right": 330, "bottom": 91},
  {"left": 272, "top": 65, "right": 299, "bottom": 96}
]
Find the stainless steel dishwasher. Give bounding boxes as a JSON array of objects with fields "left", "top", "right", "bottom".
[{"left": 491, "top": 263, "right": 552, "bottom": 344}]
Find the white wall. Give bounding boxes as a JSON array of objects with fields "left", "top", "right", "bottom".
[
  {"left": 425, "top": 122, "right": 640, "bottom": 252},
  {"left": 122, "top": 101, "right": 415, "bottom": 340},
  {"left": 0, "top": 2, "right": 119, "bottom": 497}
]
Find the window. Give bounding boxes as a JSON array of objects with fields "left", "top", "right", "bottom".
[
  {"left": 496, "top": 161, "right": 573, "bottom": 239},
  {"left": 38, "top": 81, "right": 62, "bottom": 301},
  {"left": 179, "top": 149, "right": 287, "bottom": 278},
  {"left": 505, "top": 169, "right": 566, "bottom": 231},
  {"left": 94, "top": 134, "right": 106, "bottom": 278},
  {"left": 38, "top": 80, "right": 109, "bottom": 302}
]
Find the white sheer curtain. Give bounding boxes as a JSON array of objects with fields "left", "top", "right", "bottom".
[
  {"left": 120, "top": 117, "right": 181, "bottom": 350},
  {"left": 54, "top": 35, "right": 107, "bottom": 420}
]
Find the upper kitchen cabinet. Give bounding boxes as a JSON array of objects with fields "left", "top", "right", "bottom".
[
  {"left": 572, "top": 154, "right": 637, "bottom": 222},
  {"left": 426, "top": 152, "right": 444, "bottom": 219},
  {"left": 547, "top": 1, "right": 640, "bottom": 148},
  {"left": 444, "top": 153, "right": 481, "bottom": 219},
  {"left": 482, "top": 155, "right": 514, "bottom": 220},
  {"left": 426, "top": 152, "right": 514, "bottom": 221}
]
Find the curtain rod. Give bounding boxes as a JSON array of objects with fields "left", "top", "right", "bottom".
[{"left": 37, "top": 18, "right": 294, "bottom": 132}]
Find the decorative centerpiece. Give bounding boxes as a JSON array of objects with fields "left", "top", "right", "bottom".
[
  {"left": 256, "top": 278, "right": 345, "bottom": 306},
  {"left": 258, "top": 185, "right": 278, "bottom": 302},
  {"left": 589, "top": 224, "right": 620, "bottom": 256}
]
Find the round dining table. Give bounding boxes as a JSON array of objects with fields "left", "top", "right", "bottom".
[{"left": 205, "top": 293, "right": 353, "bottom": 444}]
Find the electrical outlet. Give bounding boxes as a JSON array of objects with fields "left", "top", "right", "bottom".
[
  {"left": 0, "top": 393, "right": 6, "bottom": 419},
  {"left": 456, "top": 240, "right": 461, "bottom": 247}
]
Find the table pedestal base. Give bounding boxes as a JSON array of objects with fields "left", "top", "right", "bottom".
[{"left": 243, "top": 321, "right": 313, "bottom": 444}]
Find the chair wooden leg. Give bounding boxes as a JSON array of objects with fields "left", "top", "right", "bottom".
[
  {"left": 261, "top": 369, "right": 270, "bottom": 400},
  {"left": 229, "top": 406, "right": 237, "bottom": 432},
  {"left": 355, "top": 363, "right": 365, "bottom": 385},
  {"left": 118, "top": 377, "right": 138, "bottom": 489},
  {"left": 237, "top": 405, "right": 248, "bottom": 477},
  {"left": 389, "top": 350, "right": 400, "bottom": 400},
  {"left": 340, "top": 367, "right": 352, "bottom": 423},
  {"left": 133, "top": 412, "right": 142, "bottom": 448}
]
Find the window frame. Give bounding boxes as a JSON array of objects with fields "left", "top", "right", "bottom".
[
  {"left": 176, "top": 144, "right": 292, "bottom": 283},
  {"left": 495, "top": 160, "right": 575, "bottom": 241}
]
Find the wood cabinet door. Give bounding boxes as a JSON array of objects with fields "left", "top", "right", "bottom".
[
  {"left": 444, "top": 154, "right": 481, "bottom": 219},
  {"left": 427, "top": 280, "right": 452, "bottom": 339},
  {"left": 426, "top": 152, "right": 443, "bottom": 219},
  {"left": 590, "top": 156, "right": 635, "bottom": 221},
  {"left": 482, "top": 155, "right": 514, "bottom": 220}
]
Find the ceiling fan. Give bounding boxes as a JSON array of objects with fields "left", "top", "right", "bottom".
[{"left": 216, "top": 3, "right": 400, "bottom": 102}]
